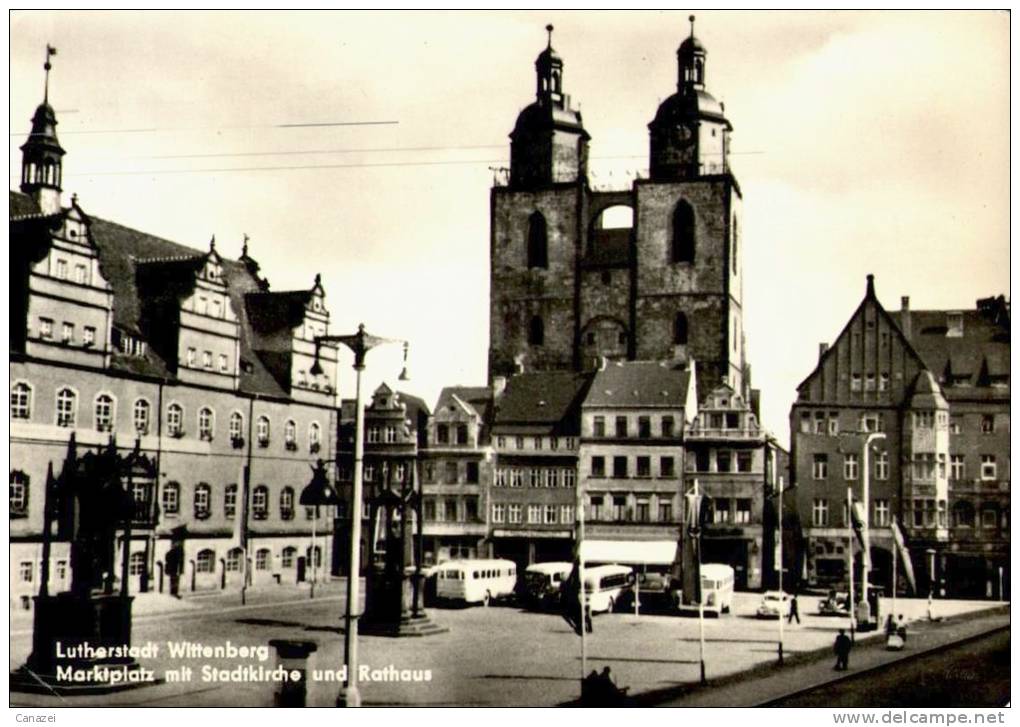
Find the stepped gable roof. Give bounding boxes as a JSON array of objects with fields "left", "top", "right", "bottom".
[
  {"left": 584, "top": 360, "right": 692, "bottom": 409},
  {"left": 891, "top": 307, "right": 1010, "bottom": 401},
  {"left": 82, "top": 215, "right": 289, "bottom": 397},
  {"left": 492, "top": 371, "right": 591, "bottom": 435}
]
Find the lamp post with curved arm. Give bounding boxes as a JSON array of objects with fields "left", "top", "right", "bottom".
[
  {"left": 310, "top": 324, "right": 408, "bottom": 708},
  {"left": 860, "top": 431, "right": 886, "bottom": 628}
]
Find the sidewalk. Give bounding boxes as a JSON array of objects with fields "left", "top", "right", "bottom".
[{"left": 645, "top": 605, "right": 1010, "bottom": 707}]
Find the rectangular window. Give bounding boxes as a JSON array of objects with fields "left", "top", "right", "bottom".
[
  {"left": 445, "top": 498, "right": 459, "bottom": 522},
  {"left": 660, "top": 456, "right": 675, "bottom": 478},
  {"left": 615, "top": 416, "right": 627, "bottom": 438},
  {"left": 83, "top": 326, "right": 96, "bottom": 346},
  {"left": 560, "top": 505, "right": 574, "bottom": 524},
  {"left": 914, "top": 411, "right": 934, "bottom": 429},
  {"left": 533, "top": 436, "right": 542, "bottom": 450},
  {"left": 74, "top": 263, "right": 87, "bottom": 284},
  {"left": 875, "top": 451, "right": 889, "bottom": 480},
  {"left": 527, "top": 504, "right": 541, "bottom": 524},
  {"left": 874, "top": 499, "right": 890, "bottom": 527},
  {"left": 494, "top": 468, "right": 507, "bottom": 487},
  {"left": 591, "top": 456, "right": 605, "bottom": 478},
  {"left": 445, "top": 461, "right": 459, "bottom": 484},
  {"left": 879, "top": 373, "right": 890, "bottom": 391},
  {"left": 457, "top": 425, "right": 469, "bottom": 445},
  {"left": 510, "top": 469, "right": 523, "bottom": 488},
  {"left": 949, "top": 417, "right": 962, "bottom": 434},
  {"left": 612, "top": 456, "right": 628, "bottom": 478},
  {"left": 860, "top": 412, "right": 884, "bottom": 433},
  {"left": 515, "top": 436, "right": 524, "bottom": 450},
  {"left": 528, "top": 468, "right": 542, "bottom": 487},
  {"left": 563, "top": 469, "right": 576, "bottom": 488},
  {"left": 219, "top": 354, "right": 228, "bottom": 372},
  {"left": 544, "top": 505, "right": 557, "bottom": 524},
  {"left": 19, "top": 561, "right": 33, "bottom": 583},
  {"left": 465, "top": 461, "right": 479, "bottom": 484},
  {"left": 546, "top": 468, "right": 559, "bottom": 488},
  {"left": 661, "top": 416, "right": 675, "bottom": 438},
  {"left": 912, "top": 453, "right": 936, "bottom": 480},
  {"left": 565, "top": 437, "right": 576, "bottom": 450},
  {"left": 813, "top": 454, "right": 828, "bottom": 480},
  {"left": 55, "top": 258, "right": 68, "bottom": 279},
  {"left": 844, "top": 453, "right": 859, "bottom": 480},
  {"left": 735, "top": 498, "right": 751, "bottom": 524},
  {"left": 593, "top": 416, "right": 606, "bottom": 437},
  {"left": 62, "top": 322, "right": 74, "bottom": 343},
  {"left": 636, "top": 456, "right": 651, "bottom": 478},
  {"left": 658, "top": 501, "right": 673, "bottom": 522},
  {"left": 937, "top": 453, "right": 947, "bottom": 479},
  {"left": 737, "top": 452, "right": 753, "bottom": 472},
  {"left": 613, "top": 495, "right": 628, "bottom": 521},
  {"left": 980, "top": 455, "right": 996, "bottom": 480},
  {"left": 40, "top": 318, "right": 53, "bottom": 339},
  {"left": 717, "top": 450, "right": 732, "bottom": 473},
  {"left": 492, "top": 504, "right": 506, "bottom": 524},
  {"left": 638, "top": 416, "right": 651, "bottom": 439},
  {"left": 981, "top": 415, "right": 995, "bottom": 434},
  {"left": 714, "top": 498, "right": 731, "bottom": 523},
  {"left": 696, "top": 450, "right": 711, "bottom": 472},
  {"left": 814, "top": 411, "right": 826, "bottom": 434},
  {"left": 423, "top": 499, "right": 436, "bottom": 521},
  {"left": 865, "top": 373, "right": 876, "bottom": 391},
  {"left": 436, "top": 424, "right": 449, "bottom": 444},
  {"left": 950, "top": 455, "right": 965, "bottom": 480},
  {"left": 828, "top": 413, "right": 840, "bottom": 435},
  {"left": 186, "top": 348, "right": 196, "bottom": 367},
  {"left": 636, "top": 499, "right": 650, "bottom": 522},
  {"left": 496, "top": 436, "right": 506, "bottom": 449},
  {"left": 851, "top": 374, "right": 862, "bottom": 392},
  {"left": 800, "top": 413, "right": 811, "bottom": 434},
  {"left": 590, "top": 495, "right": 604, "bottom": 521},
  {"left": 812, "top": 499, "right": 829, "bottom": 527}
]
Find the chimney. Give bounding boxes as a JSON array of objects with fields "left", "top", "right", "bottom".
[
  {"left": 900, "top": 296, "right": 912, "bottom": 341},
  {"left": 819, "top": 342, "right": 829, "bottom": 361},
  {"left": 492, "top": 376, "right": 507, "bottom": 400}
]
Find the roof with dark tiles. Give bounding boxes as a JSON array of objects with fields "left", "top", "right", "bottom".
[
  {"left": 584, "top": 360, "right": 693, "bottom": 409},
  {"left": 492, "top": 371, "right": 592, "bottom": 435}
]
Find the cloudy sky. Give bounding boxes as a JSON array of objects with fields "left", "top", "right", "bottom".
[{"left": 9, "top": 11, "right": 1009, "bottom": 445}]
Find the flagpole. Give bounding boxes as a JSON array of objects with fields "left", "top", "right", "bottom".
[
  {"left": 777, "top": 469, "right": 784, "bottom": 666},
  {"left": 891, "top": 536, "right": 897, "bottom": 618},
  {"left": 578, "top": 483, "right": 588, "bottom": 683},
  {"left": 847, "top": 485, "right": 855, "bottom": 642}
]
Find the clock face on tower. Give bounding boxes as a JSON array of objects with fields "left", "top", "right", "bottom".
[{"left": 674, "top": 121, "right": 696, "bottom": 148}]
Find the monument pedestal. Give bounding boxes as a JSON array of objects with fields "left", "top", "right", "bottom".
[
  {"left": 11, "top": 592, "right": 159, "bottom": 694},
  {"left": 360, "top": 569, "right": 447, "bottom": 637}
]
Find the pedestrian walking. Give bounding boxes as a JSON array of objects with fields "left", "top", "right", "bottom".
[
  {"left": 787, "top": 593, "right": 800, "bottom": 624},
  {"left": 896, "top": 615, "right": 908, "bottom": 644},
  {"left": 833, "top": 628, "right": 852, "bottom": 671}
]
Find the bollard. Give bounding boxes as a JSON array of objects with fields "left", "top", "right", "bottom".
[{"left": 269, "top": 639, "right": 318, "bottom": 707}]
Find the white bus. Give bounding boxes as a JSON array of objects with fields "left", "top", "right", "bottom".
[
  {"left": 698, "top": 563, "right": 735, "bottom": 616},
  {"left": 578, "top": 564, "right": 634, "bottom": 614},
  {"left": 435, "top": 559, "right": 517, "bottom": 606}
]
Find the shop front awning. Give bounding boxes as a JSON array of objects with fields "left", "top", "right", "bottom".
[{"left": 581, "top": 539, "right": 679, "bottom": 566}]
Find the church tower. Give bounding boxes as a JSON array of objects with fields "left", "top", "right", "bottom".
[
  {"left": 20, "top": 46, "right": 65, "bottom": 216},
  {"left": 489, "top": 26, "right": 589, "bottom": 379},
  {"left": 635, "top": 16, "right": 746, "bottom": 396},
  {"left": 489, "top": 20, "right": 749, "bottom": 400}
]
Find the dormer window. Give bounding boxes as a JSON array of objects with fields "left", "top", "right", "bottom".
[{"left": 947, "top": 312, "right": 964, "bottom": 338}]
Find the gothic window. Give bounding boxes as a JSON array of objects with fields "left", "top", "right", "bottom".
[
  {"left": 527, "top": 212, "right": 548, "bottom": 269},
  {"left": 674, "top": 312, "right": 689, "bottom": 345},
  {"left": 671, "top": 200, "right": 695, "bottom": 263},
  {"left": 528, "top": 315, "right": 545, "bottom": 346}
]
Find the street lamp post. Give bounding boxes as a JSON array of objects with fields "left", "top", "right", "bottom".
[
  {"left": 926, "top": 548, "right": 936, "bottom": 621},
  {"left": 859, "top": 432, "right": 886, "bottom": 629},
  {"left": 311, "top": 325, "right": 408, "bottom": 708}
]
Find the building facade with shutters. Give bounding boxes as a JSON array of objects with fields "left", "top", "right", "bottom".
[
  {"left": 10, "top": 81, "right": 341, "bottom": 609},
  {"left": 790, "top": 275, "right": 1009, "bottom": 599},
  {"left": 488, "top": 24, "right": 748, "bottom": 403}
]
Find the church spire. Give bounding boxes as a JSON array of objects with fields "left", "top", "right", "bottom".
[
  {"left": 677, "top": 15, "right": 707, "bottom": 91},
  {"left": 534, "top": 23, "right": 564, "bottom": 106},
  {"left": 20, "top": 44, "right": 66, "bottom": 215}
]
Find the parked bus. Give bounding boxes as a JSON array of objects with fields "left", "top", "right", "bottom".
[
  {"left": 523, "top": 562, "right": 573, "bottom": 610},
  {"left": 580, "top": 540, "right": 679, "bottom": 613},
  {"left": 576, "top": 564, "right": 634, "bottom": 614},
  {"left": 435, "top": 559, "right": 517, "bottom": 606},
  {"left": 679, "top": 563, "right": 734, "bottom": 616}
]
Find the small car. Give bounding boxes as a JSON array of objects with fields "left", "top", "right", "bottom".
[
  {"left": 818, "top": 591, "right": 851, "bottom": 617},
  {"left": 755, "top": 590, "right": 791, "bottom": 619}
]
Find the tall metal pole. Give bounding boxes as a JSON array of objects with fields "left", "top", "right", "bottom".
[
  {"left": 341, "top": 362, "right": 365, "bottom": 708},
  {"left": 310, "top": 510, "right": 317, "bottom": 599},
  {"left": 777, "top": 467, "right": 784, "bottom": 665},
  {"left": 695, "top": 478, "right": 706, "bottom": 685},
  {"left": 578, "top": 482, "right": 588, "bottom": 683},
  {"left": 860, "top": 432, "right": 885, "bottom": 628},
  {"left": 926, "top": 548, "right": 935, "bottom": 621},
  {"left": 847, "top": 485, "right": 855, "bottom": 642}
]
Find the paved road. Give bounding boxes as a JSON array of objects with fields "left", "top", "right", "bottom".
[
  {"left": 8, "top": 589, "right": 1005, "bottom": 708},
  {"left": 767, "top": 628, "right": 1010, "bottom": 708}
]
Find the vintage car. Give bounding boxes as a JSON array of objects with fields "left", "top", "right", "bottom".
[
  {"left": 755, "top": 590, "right": 791, "bottom": 619},
  {"left": 818, "top": 591, "right": 851, "bottom": 616}
]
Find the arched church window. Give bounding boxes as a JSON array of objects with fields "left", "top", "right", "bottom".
[
  {"left": 527, "top": 212, "right": 548, "bottom": 269},
  {"left": 528, "top": 316, "right": 545, "bottom": 346},
  {"left": 672, "top": 201, "right": 695, "bottom": 264},
  {"left": 674, "top": 312, "right": 689, "bottom": 346}
]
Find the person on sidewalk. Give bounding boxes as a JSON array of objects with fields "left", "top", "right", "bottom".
[
  {"left": 787, "top": 594, "right": 800, "bottom": 624},
  {"left": 834, "top": 628, "right": 852, "bottom": 671},
  {"left": 896, "top": 615, "right": 908, "bottom": 644}
]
